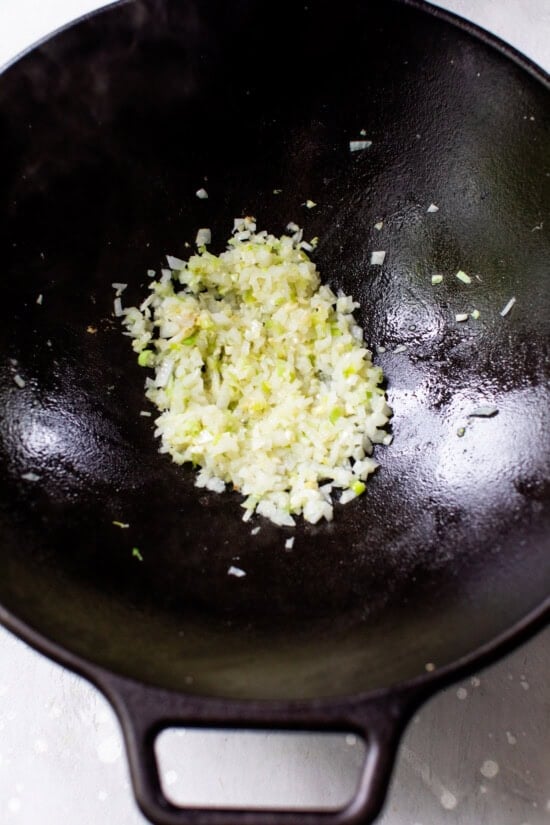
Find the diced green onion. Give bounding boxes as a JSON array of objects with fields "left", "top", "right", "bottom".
[{"left": 138, "top": 350, "right": 154, "bottom": 367}]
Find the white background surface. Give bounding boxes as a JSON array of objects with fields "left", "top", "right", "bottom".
[{"left": 0, "top": 2, "right": 549, "bottom": 824}]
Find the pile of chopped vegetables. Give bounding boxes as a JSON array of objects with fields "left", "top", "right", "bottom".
[{"left": 122, "top": 218, "right": 392, "bottom": 526}]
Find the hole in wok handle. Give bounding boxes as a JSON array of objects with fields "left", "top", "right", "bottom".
[{"left": 155, "top": 728, "right": 367, "bottom": 811}]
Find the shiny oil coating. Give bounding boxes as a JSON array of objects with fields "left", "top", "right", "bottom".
[{"left": 0, "top": 0, "right": 548, "bottom": 701}]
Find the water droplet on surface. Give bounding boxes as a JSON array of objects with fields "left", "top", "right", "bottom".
[
  {"left": 440, "top": 791, "right": 457, "bottom": 810},
  {"left": 480, "top": 760, "right": 499, "bottom": 779}
]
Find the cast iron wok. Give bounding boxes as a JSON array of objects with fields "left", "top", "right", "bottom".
[{"left": 0, "top": 0, "right": 549, "bottom": 822}]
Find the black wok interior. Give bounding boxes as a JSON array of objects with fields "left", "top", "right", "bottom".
[{"left": 0, "top": 0, "right": 548, "bottom": 701}]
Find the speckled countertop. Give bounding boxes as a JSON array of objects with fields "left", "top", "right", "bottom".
[{"left": 0, "top": 2, "right": 549, "bottom": 824}]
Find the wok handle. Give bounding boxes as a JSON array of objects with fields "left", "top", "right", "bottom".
[{"left": 105, "top": 676, "right": 423, "bottom": 825}]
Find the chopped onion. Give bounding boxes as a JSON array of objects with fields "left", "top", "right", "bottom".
[
  {"left": 500, "top": 296, "right": 516, "bottom": 317},
  {"left": 140, "top": 410, "right": 152, "bottom": 417},
  {"left": 111, "top": 282, "right": 128, "bottom": 294},
  {"left": 13, "top": 374, "right": 25, "bottom": 388},
  {"left": 154, "top": 357, "right": 174, "bottom": 388},
  {"left": 360, "top": 128, "right": 367, "bottom": 136},
  {"left": 471, "top": 309, "right": 480, "bottom": 319},
  {"left": 123, "top": 220, "right": 392, "bottom": 527},
  {"left": 285, "top": 537, "right": 295, "bottom": 549},
  {"left": 427, "top": 203, "right": 439, "bottom": 213},
  {"left": 21, "top": 471, "right": 40, "bottom": 482},
  {"left": 468, "top": 406, "right": 498, "bottom": 418},
  {"left": 431, "top": 274, "right": 443, "bottom": 285},
  {"left": 350, "top": 140, "right": 372, "bottom": 151},
  {"left": 455, "top": 270, "right": 472, "bottom": 284},
  {"left": 167, "top": 255, "right": 187, "bottom": 270},
  {"left": 456, "top": 427, "right": 466, "bottom": 437},
  {"left": 286, "top": 221, "right": 300, "bottom": 233},
  {"left": 147, "top": 269, "right": 155, "bottom": 277},
  {"left": 300, "top": 241, "right": 314, "bottom": 252},
  {"left": 228, "top": 565, "right": 246, "bottom": 578},
  {"left": 382, "top": 433, "right": 393, "bottom": 446},
  {"left": 195, "top": 228, "right": 211, "bottom": 246},
  {"left": 304, "top": 199, "right": 316, "bottom": 209},
  {"left": 376, "top": 345, "right": 386, "bottom": 353},
  {"left": 206, "top": 477, "right": 225, "bottom": 493},
  {"left": 273, "top": 189, "right": 282, "bottom": 195},
  {"left": 455, "top": 313, "right": 468, "bottom": 322},
  {"left": 36, "top": 293, "right": 43, "bottom": 305},
  {"left": 250, "top": 526, "right": 260, "bottom": 536},
  {"left": 113, "top": 297, "right": 123, "bottom": 317},
  {"left": 374, "top": 221, "right": 383, "bottom": 231},
  {"left": 370, "top": 250, "right": 386, "bottom": 265},
  {"left": 195, "top": 188, "right": 208, "bottom": 199},
  {"left": 393, "top": 344, "right": 407, "bottom": 353}
]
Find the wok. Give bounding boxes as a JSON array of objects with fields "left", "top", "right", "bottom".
[{"left": 0, "top": 0, "right": 548, "bottom": 823}]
